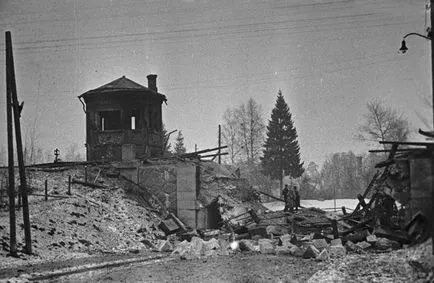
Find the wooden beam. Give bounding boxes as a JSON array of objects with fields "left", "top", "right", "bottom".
[
  {"left": 380, "top": 140, "right": 434, "bottom": 147},
  {"left": 181, "top": 145, "right": 228, "bottom": 157},
  {"left": 369, "top": 148, "right": 424, "bottom": 153},
  {"left": 200, "top": 152, "right": 229, "bottom": 158}
]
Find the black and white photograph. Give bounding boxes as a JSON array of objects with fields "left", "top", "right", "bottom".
[{"left": 1, "top": 0, "right": 434, "bottom": 282}]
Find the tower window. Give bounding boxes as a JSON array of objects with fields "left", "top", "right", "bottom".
[
  {"left": 131, "top": 116, "right": 136, "bottom": 130},
  {"left": 99, "top": 110, "right": 121, "bottom": 131}
]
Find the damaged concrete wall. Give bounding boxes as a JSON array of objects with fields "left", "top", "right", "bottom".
[
  {"left": 176, "top": 162, "right": 199, "bottom": 229},
  {"left": 136, "top": 164, "right": 177, "bottom": 214},
  {"left": 409, "top": 158, "right": 432, "bottom": 223}
]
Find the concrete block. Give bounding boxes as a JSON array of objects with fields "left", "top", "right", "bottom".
[
  {"left": 366, "top": 234, "right": 378, "bottom": 243},
  {"left": 158, "top": 218, "right": 179, "bottom": 235},
  {"left": 157, "top": 240, "right": 174, "bottom": 252},
  {"left": 356, "top": 241, "right": 371, "bottom": 250},
  {"left": 275, "top": 245, "right": 291, "bottom": 255},
  {"left": 190, "top": 236, "right": 204, "bottom": 257},
  {"left": 312, "top": 238, "right": 329, "bottom": 250},
  {"left": 201, "top": 238, "right": 221, "bottom": 256},
  {"left": 258, "top": 238, "right": 275, "bottom": 254},
  {"left": 303, "top": 245, "right": 320, "bottom": 259},
  {"left": 330, "top": 238, "right": 342, "bottom": 246},
  {"left": 239, "top": 240, "right": 257, "bottom": 252},
  {"left": 316, "top": 249, "right": 330, "bottom": 261}
]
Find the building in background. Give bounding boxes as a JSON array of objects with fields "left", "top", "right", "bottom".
[{"left": 78, "top": 74, "right": 167, "bottom": 161}]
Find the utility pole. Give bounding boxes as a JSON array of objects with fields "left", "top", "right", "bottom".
[
  {"left": 430, "top": 0, "right": 434, "bottom": 255},
  {"left": 218, "top": 125, "right": 221, "bottom": 164},
  {"left": 6, "top": 31, "right": 32, "bottom": 254},
  {"left": 5, "top": 31, "right": 17, "bottom": 257}
]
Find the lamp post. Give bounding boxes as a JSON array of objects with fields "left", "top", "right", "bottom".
[{"left": 399, "top": 0, "right": 434, "bottom": 255}]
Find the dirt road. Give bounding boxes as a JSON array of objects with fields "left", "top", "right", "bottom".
[{"left": 54, "top": 253, "right": 326, "bottom": 283}]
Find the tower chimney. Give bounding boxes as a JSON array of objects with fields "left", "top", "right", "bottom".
[{"left": 147, "top": 74, "right": 158, "bottom": 92}]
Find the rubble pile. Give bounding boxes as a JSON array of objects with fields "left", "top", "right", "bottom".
[
  {"left": 198, "top": 161, "right": 265, "bottom": 224},
  {"left": 0, "top": 165, "right": 165, "bottom": 268}
]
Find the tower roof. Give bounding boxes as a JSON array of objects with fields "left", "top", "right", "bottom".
[{"left": 79, "top": 75, "right": 166, "bottom": 102}]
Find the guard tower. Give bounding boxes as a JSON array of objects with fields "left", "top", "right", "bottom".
[{"left": 78, "top": 74, "right": 167, "bottom": 161}]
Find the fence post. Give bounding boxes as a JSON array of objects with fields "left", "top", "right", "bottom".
[
  {"left": 84, "top": 166, "right": 88, "bottom": 183},
  {"left": 68, "top": 175, "right": 71, "bottom": 195},
  {"left": 45, "top": 180, "right": 48, "bottom": 201},
  {"left": 0, "top": 179, "right": 3, "bottom": 208},
  {"left": 331, "top": 219, "right": 339, "bottom": 239}
]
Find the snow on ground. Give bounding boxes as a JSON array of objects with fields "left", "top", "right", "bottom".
[{"left": 263, "top": 199, "right": 364, "bottom": 213}]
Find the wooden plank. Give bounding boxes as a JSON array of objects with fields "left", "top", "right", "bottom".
[{"left": 380, "top": 140, "right": 434, "bottom": 147}]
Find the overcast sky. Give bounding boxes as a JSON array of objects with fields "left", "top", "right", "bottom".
[{"left": 0, "top": 0, "right": 431, "bottom": 166}]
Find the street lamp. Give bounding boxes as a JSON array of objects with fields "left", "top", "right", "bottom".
[{"left": 399, "top": 32, "right": 432, "bottom": 54}]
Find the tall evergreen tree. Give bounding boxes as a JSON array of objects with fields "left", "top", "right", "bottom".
[
  {"left": 261, "top": 90, "right": 304, "bottom": 191},
  {"left": 174, "top": 131, "right": 186, "bottom": 155}
]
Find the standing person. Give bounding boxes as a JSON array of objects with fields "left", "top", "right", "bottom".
[
  {"left": 282, "top": 185, "right": 290, "bottom": 212},
  {"left": 293, "top": 186, "right": 300, "bottom": 212}
]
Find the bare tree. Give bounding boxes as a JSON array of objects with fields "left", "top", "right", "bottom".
[
  {"left": 236, "top": 98, "right": 266, "bottom": 164},
  {"left": 357, "top": 100, "right": 410, "bottom": 149},
  {"left": 221, "top": 98, "right": 265, "bottom": 164},
  {"left": 222, "top": 108, "right": 242, "bottom": 164}
]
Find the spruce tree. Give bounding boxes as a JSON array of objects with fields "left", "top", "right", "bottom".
[
  {"left": 174, "top": 131, "right": 186, "bottom": 155},
  {"left": 261, "top": 90, "right": 304, "bottom": 190}
]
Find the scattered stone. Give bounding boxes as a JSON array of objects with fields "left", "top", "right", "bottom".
[
  {"left": 290, "top": 234, "right": 298, "bottom": 245},
  {"left": 141, "top": 238, "right": 156, "bottom": 249},
  {"left": 258, "top": 238, "right": 275, "bottom": 254},
  {"left": 218, "top": 238, "right": 230, "bottom": 251},
  {"left": 312, "top": 238, "right": 329, "bottom": 251},
  {"left": 171, "top": 240, "right": 191, "bottom": 257},
  {"left": 201, "top": 238, "right": 220, "bottom": 256},
  {"left": 374, "top": 237, "right": 399, "bottom": 250},
  {"left": 345, "top": 240, "right": 357, "bottom": 252},
  {"left": 316, "top": 249, "right": 330, "bottom": 261},
  {"left": 239, "top": 239, "right": 256, "bottom": 252},
  {"left": 303, "top": 245, "right": 320, "bottom": 259},
  {"left": 366, "top": 234, "right": 378, "bottom": 243},
  {"left": 266, "top": 225, "right": 289, "bottom": 236},
  {"left": 279, "top": 234, "right": 291, "bottom": 244},
  {"left": 248, "top": 226, "right": 268, "bottom": 238},
  {"left": 189, "top": 237, "right": 204, "bottom": 258},
  {"left": 157, "top": 240, "right": 174, "bottom": 252},
  {"left": 329, "top": 245, "right": 346, "bottom": 258},
  {"left": 346, "top": 230, "right": 369, "bottom": 243},
  {"left": 312, "top": 232, "right": 326, "bottom": 240},
  {"left": 158, "top": 218, "right": 180, "bottom": 235},
  {"left": 290, "top": 245, "right": 304, "bottom": 257},
  {"left": 356, "top": 241, "right": 371, "bottom": 250},
  {"left": 275, "top": 245, "right": 291, "bottom": 255},
  {"left": 300, "top": 234, "right": 313, "bottom": 241},
  {"left": 330, "top": 238, "right": 342, "bottom": 247}
]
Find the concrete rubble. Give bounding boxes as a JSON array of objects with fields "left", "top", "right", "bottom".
[{"left": 0, "top": 156, "right": 432, "bottom": 282}]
